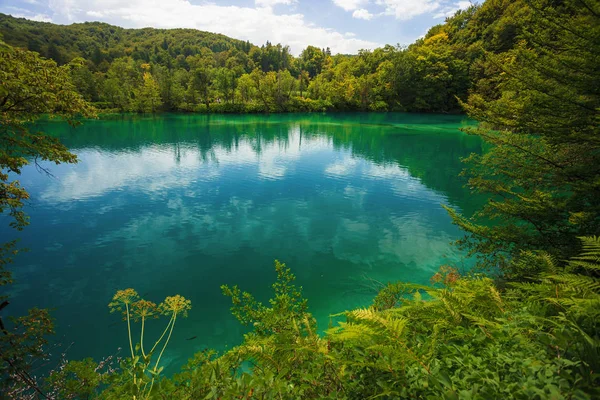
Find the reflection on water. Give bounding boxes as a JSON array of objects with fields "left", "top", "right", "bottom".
[{"left": 3, "top": 113, "right": 482, "bottom": 373}]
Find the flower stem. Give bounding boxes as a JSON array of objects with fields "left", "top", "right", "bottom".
[
  {"left": 126, "top": 303, "right": 134, "bottom": 360},
  {"left": 140, "top": 316, "right": 146, "bottom": 358},
  {"left": 147, "top": 312, "right": 177, "bottom": 396},
  {"left": 150, "top": 315, "right": 173, "bottom": 355},
  {"left": 154, "top": 312, "right": 176, "bottom": 372},
  {"left": 126, "top": 303, "right": 137, "bottom": 390}
]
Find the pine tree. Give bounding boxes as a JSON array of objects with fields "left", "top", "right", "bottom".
[{"left": 445, "top": 0, "right": 600, "bottom": 270}]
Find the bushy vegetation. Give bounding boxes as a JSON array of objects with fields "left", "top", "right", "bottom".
[
  {"left": 18, "top": 248, "right": 600, "bottom": 399},
  {"left": 0, "top": 0, "right": 551, "bottom": 114},
  {"left": 0, "top": 0, "right": 599, "bottom": 398}
]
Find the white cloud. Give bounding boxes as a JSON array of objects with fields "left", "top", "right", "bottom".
[
  {"left": 432, "top": 1, "right": 472, "bottom": 18},
  {"left": 255, "top": 0, "right": 296, "bottom": 7},
  {"left": 332, "top": 0, "right": 368, "bottom": 12},
  {"left": 43, "top": 0, "right": 380, "bottom": 55},
  {"left": 5, "top": 6, "right": 32, "bottom": 13},
  {"left": 9, "top": 8, "right": 52, "bottom": 22},
  {"left": 376, "top": 0, "right": 441, "bottom": 20},
  {"left": 457, "top": 0, "right": 473, "bottom": 9},
  {"left": 26, "top": 13, "right": 52, "bottom": 22},
  {"left": 334, "top": 0, "right": 464, "bottom": 22},
  {"left": 352, "top": 8, "right": 373, "bottom": 20}
]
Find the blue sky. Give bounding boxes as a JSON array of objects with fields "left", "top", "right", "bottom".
[{"left": 1, "top": 0, "right": 473, "bottom": 54}]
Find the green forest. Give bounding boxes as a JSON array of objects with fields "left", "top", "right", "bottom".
[
  {"left": 0, "top": 0, "right": 524, "bottom": 114},
  {"left": 0, "top": 0, "right": 599, "bottom": 398}
]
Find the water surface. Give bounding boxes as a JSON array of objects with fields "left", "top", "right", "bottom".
[{"left": 2, "top": 113, "right": 482, "bottom": 372}]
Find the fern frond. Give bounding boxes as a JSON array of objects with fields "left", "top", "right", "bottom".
[
  {"left": 568, "top": 260, "right": 600, "bottom": 272},
  {"left": 462, "top": 313, "right": 502, "bottom": 329},
  {"left": 543, "top": 274, "right": 600, "bottom": 293},
  {"left": 575, "top": 236, "right": 600, "bottom": 262},
  {"left": 488, "top": 286, "right": 505, "bottom": 311},
  {"left": 328, "top": 322, "right": 378, "bottom": 342}
]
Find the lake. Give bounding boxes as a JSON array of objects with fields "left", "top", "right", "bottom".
[{"left": 2, "top": 112, "right": 482, "bottom": 373}]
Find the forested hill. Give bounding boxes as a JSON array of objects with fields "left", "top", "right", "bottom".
[
  {"left": 0, "top": 13, "right": 255, "bottom": 65},
  {"left": 0, "top": 2, "right": 531, "bottom": 113}
]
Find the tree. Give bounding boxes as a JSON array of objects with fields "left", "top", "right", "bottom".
[
  {"left": 300, "top": 46, "right": 325, "bottom": 78},
  {"left": 213, "top": 67, "right": 237, "bottom": 104},
  {"left": 355, "top": 74, "right": 375, "bottom": 110},
  {"left": 445, "top": 0, "right": 600, "bottom": 271},
  {"left": 134, "top": 64, "right": 163, "bottom": 112},
  {"left": 155, "top": 65, "right": 186, "bottom": 110},
  {"left": 102, "top": 57, "right": 139, "bottom": 111},
  {"left": 237, "top": 73, "right": 255, "bottom": 103},
  {"left": 298, "top": 70, "right": 310, "bottom": 98},
  {"left": 0, "top": 40, "right": 95, "bottom": 398},
  {"left": 307, "top": 73, "right": 329, "bottom": 101},
  {"left": 45, "top": 42, "right": 64, "bottom": 65},
  {"left": 250, "top": 68, "right": 273, "bottom": 109},
  {"left": 248, "top": 69, "right": 296, "bottom": 111},
  {"left": 188, "top": 54, "right": 215, "bottom": 110},
  {"left": 274, "top": 70, "right": 296, "bottom": 110},
  {"left": 70, "top": 63, "right": 99, "bottom": 102}
]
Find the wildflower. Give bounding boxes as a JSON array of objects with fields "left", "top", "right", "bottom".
[
  {"left": 131, "top": 299, "right": 159, "bottom": 322},
  {"left": 430, "top": 266, "right": 460, "bottom": 286},
  {"left": 159, "top": 295, "right": 192, "bottom": 317},
  {"left": 430, "top": 272, "right": 443, "bottom": 285},
  {"left": 108, "top": 288, "right": 140, "bottom": 314}
]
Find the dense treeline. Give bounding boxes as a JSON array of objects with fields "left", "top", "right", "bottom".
[
  {"left": 1, "top": 1, "right": 515, "bottom": 114},
  {"left": 1, "top": 0, "right": 599, "bottom": 398}
]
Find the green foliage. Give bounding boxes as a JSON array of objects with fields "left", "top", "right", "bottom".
[
  {"left": 299, "top": 45, "right": 326, "bottom": 78},
  {"left": 0, "top": 40, "right": 94, "bottom": 230},
  {"left": 35, "top": 249, "right": 590, "bottom": 399},
  {"left": 104, "top": 289, "right": 192, "bottom": 399},
  {"left": 77, "top": 245, "right": 595, "bottom": 399},
  {"left": 222, "top": 260, "right": 312, "bottom": 337},
  {"left": 0, "top": 14, "right": 253, "bottom": 65},
  {"left": 0, "top": 7, "right": 488, "bottom": 114},
  {"left": 0, "top": 39, "right": 94, "bottom": 398},
  {"left": 220, "top": 243, "right": 598, "bottom": 398},
  {"left": 45, "top": 358, "right": 109, "bottom": 399},
  {"left": 3, "top": 250, "right": 599, "bottom": 398},
  {"left": 134, "top": 66, "right": 163, "bottom": 113},
  {"left": 446, "top": 0, "right": 600, "bottom": 271},
  {"left": 0, "top": 308, "right": 55, "bottom": 398}
]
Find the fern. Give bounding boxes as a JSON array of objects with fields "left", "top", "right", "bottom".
[
  {"left": 125, "top": 240, "right": 600, "bottom": 399},
  {"left": 575, "top": 236, "right": 600, "bottom": 262}
]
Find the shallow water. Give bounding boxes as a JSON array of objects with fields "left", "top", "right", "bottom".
[{"left": 2, "top": 112, "right": 482, "bottom": 372}]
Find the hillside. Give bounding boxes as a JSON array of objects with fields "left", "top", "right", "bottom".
[
  {"left": 0, "top": 13, "right": 254, "bottom": 66},
  {"left": 0, "top": 0, "right": 589, "bottom": 116}
]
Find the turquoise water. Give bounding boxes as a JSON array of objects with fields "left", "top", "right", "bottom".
[{"left": 2, "top": 113, "right": 482, "bottom": 373}]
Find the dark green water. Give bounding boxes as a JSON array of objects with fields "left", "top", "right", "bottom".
[{"left": 2, "top": 113, "right": 482, "bottom": 372}]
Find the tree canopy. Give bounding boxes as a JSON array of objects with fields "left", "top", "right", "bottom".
[{"left": 445, "top": 0, "right": 600, "bottom": 270}]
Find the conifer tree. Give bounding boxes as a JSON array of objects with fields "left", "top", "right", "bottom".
[{"left": 445, "top": 0, "right": 600, "bottom": 270}]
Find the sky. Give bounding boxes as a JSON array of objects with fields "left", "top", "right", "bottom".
[{"left": 0, "top": 0, "right": 473, "bottom": 55}]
